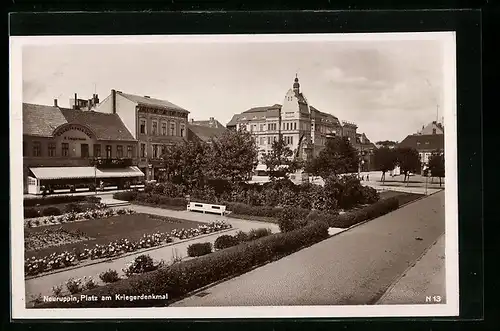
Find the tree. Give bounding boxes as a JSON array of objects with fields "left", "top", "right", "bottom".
[
  {"left": 394, "top": 147, "right": 421, "bottom": 185},
  {"left": 205, "top": 128, "right": 259, "bottom": 184},
  {"left": 376, "top": 140, "right": 398, "bottom": 148},
  {"left": 373, "top": 147, "right": 397, "bottom": 184},
  {"left": 161, "top": 140, "right": 208, "bottom": 189},
  {"left": 427, "top": 150, "right": 445, "bottom": 187},
  {"left": 307, "top": 136, "right": 359, "bottom": 180},
  {"left": 262, "top": 138, "right": 302, "bottom": 181}
]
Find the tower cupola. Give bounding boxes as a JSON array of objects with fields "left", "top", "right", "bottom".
[{"left": 293, "top": 74, "right": 300, "bottom": 95}]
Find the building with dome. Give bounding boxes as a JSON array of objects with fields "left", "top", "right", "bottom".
[{"left": 227, "top": 76, "right": 375, "bottom": 173}]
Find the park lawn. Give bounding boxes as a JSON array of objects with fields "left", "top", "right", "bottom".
[
  {"left": 25, "top": 213, "right": 204, "bottom": 259},
  {"left": 379, "top": 190, "right": 424, "bottom": 206}
]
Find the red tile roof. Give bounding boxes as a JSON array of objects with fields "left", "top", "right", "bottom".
[
  {"left": 23, "top": 103, "right": 135, "bottom": 141},
  {"left": 398, "top": 134, "right": 444, "bottom": 152}
]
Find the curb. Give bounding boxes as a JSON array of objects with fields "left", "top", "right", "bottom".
[
  {"left": 374, "top": 233, "right": 445, "bottom": 304},
  {"left": 25, "top": 228, "right": 235, "bottom": 280}
]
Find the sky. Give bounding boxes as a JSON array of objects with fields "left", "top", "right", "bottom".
[{"left": 22, "top": 36, "right": 446, "bottom": 143}]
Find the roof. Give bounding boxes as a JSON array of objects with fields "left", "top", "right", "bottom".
[
  {"left": 23, "top": 103, "right": 135, "bottom": 141},
  {"left": 188, "top": 124, "right": 227, "bottom": 142},
  {"left": 190, "top": 119, "right": 225, "bottom": 128},
  {"left": 227, "top": 104, "right": 282, "bottom": 127},
  {"left": 398, "top": 134, "right": 444, "bottom": 151},
  {"left": 29, "top": 166, "right": 144, "bottom": 180},
  {"left": 118, "top": 92, "right": 189, "bottom": 113}
]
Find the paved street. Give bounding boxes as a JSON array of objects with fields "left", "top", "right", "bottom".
[
  {"left": 376, "top": 234, "right": 446, "bottom": 305},
  {"left": 171, "top": 190, "right": 445, "bottom": 306},
  {"left": 25, "top": 206, "right": 279, "bottom": 303}
]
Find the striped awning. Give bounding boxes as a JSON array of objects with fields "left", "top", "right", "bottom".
[{"left": 29, "top": 166, "right": 145, "bottom": 180}]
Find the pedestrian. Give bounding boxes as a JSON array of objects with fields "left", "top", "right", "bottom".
[
  {"left": 367, "top": 174, "right": 369, "bottom": 181},
  {"left": 362, "top": 175, "right": 365, "bottom": 181}
]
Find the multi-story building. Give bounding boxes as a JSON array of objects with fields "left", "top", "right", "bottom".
[
  {"left": 94, "top": 90, "right": 190, "bottom": 181},
  {"left": 227, "top": 76, "right": 369, "bottom": 172},
  {"left": 399, "top": 121, "right": 445, "bottom": 171},
  {"left": 22, "top": 100, "right": 143, "bottom": 194}
]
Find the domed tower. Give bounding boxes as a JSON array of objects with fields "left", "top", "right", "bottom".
[{"left": 293, "top": 74, "right": 300, "bottom": 95}]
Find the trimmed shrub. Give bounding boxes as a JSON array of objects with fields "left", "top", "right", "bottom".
[
  {"left": 113, "top": 191, "right": 138, "bottom": 201},
  {"left": 227, "top": 202, "right": 293, "bottom": 218},
  {"left": 234, "top": 230, "right": 249, "bottom": 242},
  {"left": 214, "top": 235, "right": 240, "bottom": 250},
  {"left": 36, "top": 220, "right": 329, "bottom": 308},
  {"left": 187, "top": 242, "right": 213, "bottom": 257},
  {"left": 122, "top": 254, "right": 157, "bottom": 277},
  {"left": 99, "top": 269, "right": 120, "bottom": 283},
  {"left": 246, "top": 228, "right": 273, "bottom": 241},
  {"left": 41, "top": 206, "right": 62, "bottom": 217},
  {"left": 306, "top": 210, "right": 338, "bottom": 226},
  {"left": 24, "top": 195, "right": 98, "bottom": 207},
  {"left": 66, "top": 203, "right": 84, "bottom": 213},
  {"left": 24, "top": 208, "right": 40, "bottom": 219},
  {"left": 327, "top": 197, "right": 399, "bottom": 228},
  {"left": 277, "top": 207, "right": 310, "bottom": 232}
]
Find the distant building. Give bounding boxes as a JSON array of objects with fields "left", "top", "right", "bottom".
[
  {"left": 398, "top": 134, "right": 444, "bottom": 168},
  {"left": 227, "top": 76, "right": 365, "bottom": 173},
  {"left": 187, "top": 118, "right": 227, "bottom": 143},
  {"left": 94, "top": 90, "right": 189, "bottom": 181},
  {"left": 355, "top": 133, "right": 377, "bottom": 171},
  {"left": 417, "top": 121, "right": 444, "bottom": 135},
  {"left": 23, "top": 102, "right": 142, "bottom": 194}
]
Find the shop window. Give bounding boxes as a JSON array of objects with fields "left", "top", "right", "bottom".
[
  {"left": 33, "top": 141, "right": 41, "bottom": 157},
  {"left": 62, "top": 143, "right": 69, "bottom": 157},
  {"left": 93, "top": 144, "right": 101, "bottom": 157},
  {"left": 48, "top": 142, "right": 56, "bottom": 157},
  {"left": 116, "top": 145, "right": 123, "bottom": 158}
]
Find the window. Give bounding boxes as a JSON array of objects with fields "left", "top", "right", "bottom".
[
  {"left": 48, "top": 142, "right": 56, "bottom": 157},
  {"left": 141, "top": 143, "right": 146, "bottom": 157},
  {"left": 170, "top": 123, "right": 176, "bottom": 136},
  {"left": 432, "top": 128, "right": 437, "bottom": 134},
  {"left": 106, "top": 145, "right": 112, "bottom": 158},
  {"left": 127, "top": 145, "right": 133, "bottom": 158},
  {"left": 161, "top": 145, "right": 166, "bottom": 156},
  {"left": 268, "top": 136, "right": 271, "bottom": 145},
  {"left": 250, "top": 125, "right": 254, "bottom": 132},
  {"left": 32, "top": 141, "right": 41, "bottom": 157},
  {"left": 140, "top": 119, "right": 146, "bottom": 134},
  {"left": 260, "top": 124, "right": 265, "bottom": 131},
  {"left": 294, "top": 122, "right": 297, "bottom": 130},
  {"left": 62, "top": 143, "right": 69, "bottom": 156},
  {"left": 162, "top": 122, "right": 167, "bottom": 135},
  {"left": 81, "top": 144, "right": 89, "bottom": 158},
  {"left": 93, "top": 144, "right": 101, "bottom": 157},
  {"left": 180, "top": 124, "right": 185, "bottom": 137},
  {"left": 116, "top": 145, "right": 123, "bottom": 158},
  {"left": 153, "top": 145, "right": 158, "bottom": 158},
  {"left": 152, "top": 121, "right": 158, "bottom": 135},
  {"left": 260, "top": 137, "right": 265, "bottom": 145}
]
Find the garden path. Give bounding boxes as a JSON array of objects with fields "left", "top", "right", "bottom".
[
  {"left": 171, "top": 190, "right": 445, "bottom": 307},
  {"left": 25, "top": 207, "right": 279, "bottom": 303}
]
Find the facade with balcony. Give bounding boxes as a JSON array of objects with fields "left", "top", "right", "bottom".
[
  {"left": 22, "top": 102, "right": 143, "bottom": 194},
  {"left": 94, "top": 90, "right": 189, "bottom": 181}
]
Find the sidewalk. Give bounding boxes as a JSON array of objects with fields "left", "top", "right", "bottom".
[
  {"left": 376, "top": 234, "right": 446, "bottom": 305},
  {"left": 172, "top": 191, "right": 445, "bottom": 306}
]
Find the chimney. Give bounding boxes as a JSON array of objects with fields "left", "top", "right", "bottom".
[
  {"left": 53, "top": 99, "right": 58, "bottom": 107},
  {"left": 74, "top": 93, "right": 78, "bottom": 109},
  {"left": 111, "top": 89, "right": 116, "bottom": 114}
]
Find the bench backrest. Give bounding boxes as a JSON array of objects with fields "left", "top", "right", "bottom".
[{"left": 188, "top": 202, "right": 226, "bottom": 211}]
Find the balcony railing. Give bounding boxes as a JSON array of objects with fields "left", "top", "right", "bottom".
[{"left": 89, "top": 158, "right": 134, "bottom": 168}]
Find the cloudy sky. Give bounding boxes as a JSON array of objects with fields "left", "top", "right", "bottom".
[{"left": 22, "top": 35, "right": 446, "bottom": 142}]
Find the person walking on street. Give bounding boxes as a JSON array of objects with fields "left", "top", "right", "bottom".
[{"left": 366, "top": 174, "right": 369, "bottom": 181}]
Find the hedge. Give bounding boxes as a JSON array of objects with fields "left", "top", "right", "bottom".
[
  {"left": 36, "top": 220, "right": 329, "bottom": 308},
  {"left": 187, "top": 242, "right": 213, "bottom": 257},
  {"left": 24, "top": 195, "right": 100, "bottom": 207},
  {"left": 226, "top": 202, "right": 311, "bottom": 219},
  {"left": 113, "top": 192, "right": 187, "bottom": 208},
  {"left": 324, "top": 197, "right": 399, "bottom": 229}
]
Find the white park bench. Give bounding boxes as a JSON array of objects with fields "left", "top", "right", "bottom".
[{"left": 187, "top": 202, "right": 226, "bottom": 216}]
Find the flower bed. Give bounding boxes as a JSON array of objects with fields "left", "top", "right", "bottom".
[
  {"left": 24, "top": 207, "right": 135, "bottom": 228},
  {"left": 25, "top": 228, "right": 93, "bottom": 252},
  {"left": 24, "top": 220, "right": 232, "bottom": 277},
  {"left": 35, "top": 220, "right": 329, "bottom": 308}
]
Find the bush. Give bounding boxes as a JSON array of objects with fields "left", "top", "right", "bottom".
[
  {"left": 36, "top": 220, "right": 329, "bottom": 308},
  {"left": 246, "top": 228, "right": 273, "bottom": 241},
  {"left": 122, "top": 254, "right": 157, "bottom": 277},
  {"left": 187, "top": 242, "right": 213, "bottom": 257},
  {"left": 65, "top": 278, "right": 84, "bottom": 294},
  {"left": 24, "top": 208, "right": 40, "bottom": 219},
  {"left": 234, "top": 230, "right": 249, "bottom": 242},
  {"left": 41, "top": 206, "right": 62, "bottom": 217},
  {"left": 227, "top": 202, "right": 289, "bottom": 218},
  {"left": 214, "top": 235, "right": 240, "bottom": 250},
  {"left": 113, "top": 191, "right": 138, "bottom": 201},
  {"left": 99, "top": 269, "right": 120, "bottom": 283},
  {"left": 24, "top": 195, "right": 88, "bottom": 207},
  {"left": 327, "top": 197, "right": 399, "bottom": 228},
  {"left": 66, "top": 203, "right": 84, "bottom": 213},
  {"left": 277, "top": 207, "right": 310, "bottom": 232},
  {"left": 306, "top": 210, "right": 338, "bottom": 226}
]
